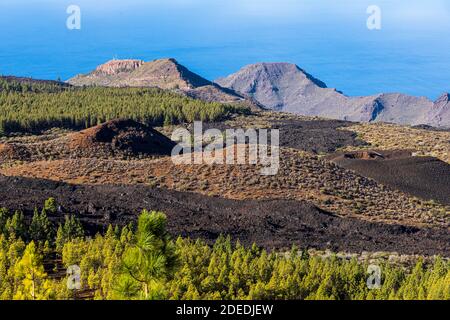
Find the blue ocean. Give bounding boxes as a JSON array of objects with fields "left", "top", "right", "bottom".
[{"left": 0, "top": 0, "right": 449, "bottom": 99}]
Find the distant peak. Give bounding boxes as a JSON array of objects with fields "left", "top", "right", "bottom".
[
  {"left": 149, "top": 57, "right": 179, "bottom": 65},
  {"left": 242, "top": 62, "right": 297, "bottom": 71},
  {"left": 250, "top": 62, "right": 294, "bottom": 66},
  {"left": 163, "top": 57, "right": 179, "bottom": 64},
  {"left": 232, "top": 62, "right": 328, "bottom": 88},
  {"left": 435, "top": 93, "right": 450, "bottom": 104}
]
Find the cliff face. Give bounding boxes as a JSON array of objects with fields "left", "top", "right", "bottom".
[
  {"left": 93, "top": 59, "right": 144, "bottom": 76},
  {"left": 216, "top": 62, "right": 449, "bottom": 128}
]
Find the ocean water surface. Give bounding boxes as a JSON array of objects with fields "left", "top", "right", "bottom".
[{"left": 0, "top": 0, "right": 449, "bottom": 99}]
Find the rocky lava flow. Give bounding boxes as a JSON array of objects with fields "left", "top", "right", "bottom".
[
  {"left": 327, "top": 150, "right": 450, "bottom": 206},
  {"left": 0, "top": 175, "right": 448, "bottom": 256}
]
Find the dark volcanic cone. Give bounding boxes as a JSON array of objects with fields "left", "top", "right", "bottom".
[{"left": 68, "top": 119, "right": 177, "bottom": 156}]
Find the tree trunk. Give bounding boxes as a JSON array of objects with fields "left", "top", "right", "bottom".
[{"left": 143, "top": 283, "right": 149, "bottom": 299}]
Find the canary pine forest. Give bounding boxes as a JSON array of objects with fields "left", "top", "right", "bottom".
[
  {"left": 0, "top": 79, "right": 247, "bottom": 135},
  {"left": 0, "top": 199, "right": 448, "bottom": 300}
]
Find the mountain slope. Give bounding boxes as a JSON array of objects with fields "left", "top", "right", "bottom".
[
  {"left": 427, "top": 93, "right": 450, "bottom": 127},
  {"left": 216, "top": 62, "right": 333, "bottom": 112},
  {"left": 69, "top": 58, "right": 210, "bottom": 89},
  {"left": 215, "top": 62, "right": 449, "bottom": 127},
  {"left": 68, "top": 58, "right": 258, "bottom": 107},
  {"left": 0, "top": 76, "right": 70, "bottom": 92}
]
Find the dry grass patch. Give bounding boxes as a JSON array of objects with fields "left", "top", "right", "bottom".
[{"left": 342, "top": 123, "right": 450, "bottom": 164}]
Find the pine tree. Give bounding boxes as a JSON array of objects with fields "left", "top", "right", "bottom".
[
  {"left": 13, "top": 241, "right": 49, "bottom": 300},
  {"left": 44, "top": 198, "right": 57, "bottom": 215},
  {"left": 105, "top": 225, "right": 115, "bottom": 240},
  {"left": 29, "top": 208, "right": 41, "bottom": 242},
  {"left": 55, "top": 224, "right": 65, "bottom": 254},
  {"left": 6, "top": 211, "right": 26, "bottom": 239},
  {"left": 29, "top": 208, "right": 52, "bottom": 243},
  {"left": 62, "top": 215, "right": 84, "bottom": 241},
  {"left": 0, "top": 208, "right": 8, "bottom": 234},
  {"left": 116, "top": 210, "right": 179, "bottom": 299}
]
